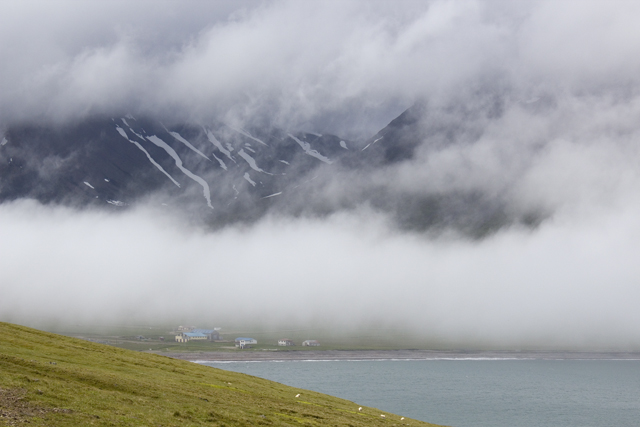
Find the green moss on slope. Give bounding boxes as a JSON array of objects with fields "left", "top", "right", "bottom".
[{"left": 0, "top": 322, "right": 444, "bottom": 426}]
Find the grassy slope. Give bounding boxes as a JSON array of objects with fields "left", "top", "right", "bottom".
[{"left": 0, "top": 322, "right": 444, "bottom": 426}]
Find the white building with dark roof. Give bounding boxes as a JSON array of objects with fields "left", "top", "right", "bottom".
[
  {"left": 175, "top": 327, "right": 221, "bottom": 342},
  {"left": 235, "top": 337, "right": 257, "bottom": 349}
]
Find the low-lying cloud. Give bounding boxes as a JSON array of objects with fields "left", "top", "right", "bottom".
[{"left": 1, "top": 197, "right": 639, "bottom": 350}]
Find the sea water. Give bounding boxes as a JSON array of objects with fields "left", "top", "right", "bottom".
[{"left": 201, "top": 359, "right": 640, "bottom": 427}]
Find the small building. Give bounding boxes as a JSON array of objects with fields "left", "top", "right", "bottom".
[
  {"left": 278, "top": 339, "right": 295, "bottom": 346},
  {"left": 235, "top": 337, "right": 257, "bottom": 349},
  {"left": 175, "top": 332, "right": 205, "bottom": 342},
  {"left": 174, "top": 327, "right": 221, "bottom": 343},
  {"left": 191, "top": 329, "right": 221, "bottom": 341},
  {"left": 302, "top": 340, "right": 320, "bottom": 347},
  {"left": 185, "top": 332, "right": 208, "bottom": 340}
]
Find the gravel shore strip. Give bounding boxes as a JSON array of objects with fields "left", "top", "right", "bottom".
[{"left": 158, "top": 349, "right": 640, "bottom": 362}]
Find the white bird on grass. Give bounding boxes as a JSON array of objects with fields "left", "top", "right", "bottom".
[{"left": 295, "top": 394, "right": 300, "bottom": 398}]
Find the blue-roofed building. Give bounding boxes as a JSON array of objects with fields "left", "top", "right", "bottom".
[
  {"left": 191, "top": 329, "right": 221, "bottom": 340},
  {"left": 175, "top": 327, "right": 221, "bottom": 343},
  {"left": 184, "top": 332, "right": 207, "bottom": 339}
]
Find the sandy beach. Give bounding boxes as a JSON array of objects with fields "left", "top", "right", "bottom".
[{"left": 159, "top": 349, "right": 640, "bottom": 362}]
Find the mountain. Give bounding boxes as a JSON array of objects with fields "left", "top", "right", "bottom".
[
  {"left": 0, "top": 102, "right": 543, "bottom": 235},
  {"left": 0, "top": 115, "right": 349, "bottom": 215}
]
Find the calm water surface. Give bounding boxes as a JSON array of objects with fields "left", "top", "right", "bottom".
[{"left": 202, "top": 359, "right": 640, "bottom": 427}]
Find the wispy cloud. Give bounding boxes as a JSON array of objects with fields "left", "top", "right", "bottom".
[{"left": 4, "top": 1, "right": 638, "bottom": 135}]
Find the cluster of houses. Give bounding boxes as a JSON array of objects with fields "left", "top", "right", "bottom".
[
  {"left": 234, "top": 338, "right": 321, "bottom": 349},
  {"left": 174, "top": 326, "right": 320, "bottom": 349}
]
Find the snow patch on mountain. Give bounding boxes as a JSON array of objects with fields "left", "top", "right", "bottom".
[
  {"left": 83, "top": 181, "right": 95, "bottom": 189},
  {"left": 212, "top": 153, "right": 227, "bottom": 170},
  {"left": 205, "top": 128, "right": 235, "bottom": 163},
  {"left": 361, "top": 136, "right": 383, "bottom": 152},
  {"left": 1, "top": 137, "right": 8, "bottom": 146},
  {"left": 340, "top": 140, "right": 348, "bottom": 150},
  {"left": 168, "top": 130, "right": 210, "bottom": 161},
  {"left": 243, "top": 172, "right": 256, "bottom": 187},
  {"left": 115, "top": 125, "right": 181, "bottom": 188},
  {"left": 146, "top": 135, "right": 214, "bottom": 209},
  {"left": 238, "top": 149, "right": 271, "bottom": 175},
  {"left": 115, "top": 126, "right": 128, "bottom": 139},
  {"left": 126, "top": 126, "right": 147, "bottom": 141},
  {"left": 262, "top": 192, "right": 282, "bottom": 199},
  {"left": 287, "top": 134, "right": 332, "bottom": 164},
  {"left": 229, "top": 126, "right": 269, "bottom": 146}
]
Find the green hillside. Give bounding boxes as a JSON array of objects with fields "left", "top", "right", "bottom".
[{"left": 0, "top": 322, "right": 443, "bottom": 426}]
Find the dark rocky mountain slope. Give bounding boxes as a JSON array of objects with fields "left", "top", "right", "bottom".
[{"left": 0, "top": 101, "right": 543, "bottom": 235}]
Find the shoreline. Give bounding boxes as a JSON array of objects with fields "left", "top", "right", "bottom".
[{"left": 157, "top": 349, "right": 640, "bottom": 362}]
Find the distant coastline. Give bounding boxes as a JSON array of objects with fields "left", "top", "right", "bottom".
[{"left": 160, "top": 349, "right": 640, "bottom": 363}]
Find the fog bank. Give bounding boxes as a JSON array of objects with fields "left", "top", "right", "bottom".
[{"left": 1, "top": 200, "right": 639, "bottom": 350}]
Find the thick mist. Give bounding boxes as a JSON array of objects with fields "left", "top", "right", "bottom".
[
  {"left": 4, "top": 1, "right": 640, "bottom": 137},
  {"left": 2, "top": 0, "right": 640, "bottom": 350},
  {"left": 1, "top": 198, "right": 640, "bottom": 350}
]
